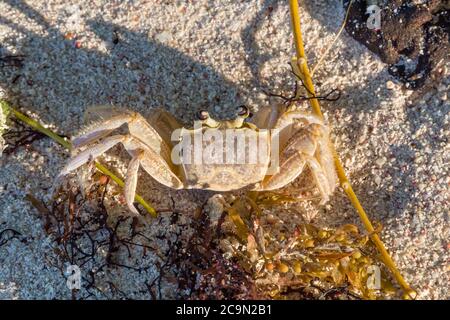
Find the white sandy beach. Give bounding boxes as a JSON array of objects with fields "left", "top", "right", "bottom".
[{"left": 0, "top": 0, "right": 448, "bottom": 299}]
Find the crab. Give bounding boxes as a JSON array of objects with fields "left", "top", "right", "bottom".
[{"left": 60, "top": 104, "right": 337, "bottom": 215}]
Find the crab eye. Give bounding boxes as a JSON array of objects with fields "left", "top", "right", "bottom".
[
  {"left": 237, "top": 105, "right": 250, "bottom": 117},
  {"left": 197, "top": 110, "right": 209, "bottom": 121}
]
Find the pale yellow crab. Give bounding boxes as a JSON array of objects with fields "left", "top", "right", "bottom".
[{"left": 60, "top": 104, "right": 337, "bottom": 215}]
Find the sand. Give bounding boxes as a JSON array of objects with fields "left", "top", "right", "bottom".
[{"left": 0, "top": 0, "right": 448, "bottom": 299}]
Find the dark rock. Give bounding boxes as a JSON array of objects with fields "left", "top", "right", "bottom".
[{"left": 344, "top": 0, "right": 449, "bottom": 89}]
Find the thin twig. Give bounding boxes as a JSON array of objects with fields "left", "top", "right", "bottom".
[{"left": 311, "top": 0, "right": 353, "bottom": 76}]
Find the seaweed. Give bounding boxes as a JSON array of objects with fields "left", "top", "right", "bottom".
[
  {"left": 218, "top": 193, "right": 398, "bottom": 300},
  {"left": 27, "top": 177, "right": 170, "bottom": 299}
]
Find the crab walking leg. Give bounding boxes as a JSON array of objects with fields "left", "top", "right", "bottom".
[
  {"left": 315, "top": 137, "right": 338, "bottom": 192},
  {"left": 122, "top": 137, "right": 184, "bottom": 190},
  {"left": 260, "top": 128, "right": 313, "bottom": 189},
  {"left": 259, "top": 125, "right": 335, "bottom": 203},
  {"left": 282, "top": 129, "right": 317, "bottom": 157},
  {"left": 59, "top": 135, "right": 125, "bottom": 176},
  {"left": 61, "top": 131, "right": 182, "bottom": 214},
  {"left": 72, "top": 114, "right": 135, "bottom": 148},
  {"left": 260, "top": 152, "right": 307, "bottom": 190},
  {"left": 124, "top": 150, "right": 143, "bottom": 216},
  {"left": 74, "top": 110, "right": 173, "bottom": 166},
  {"left": 274, "top": 112, "right": 326, "bottom": 149},
  {"left": 299, "top": 124, "right": 337, "bottom": 199},
  {"left": 276, "top": 111, "right": 325, "bottom": 130},
  {"left": 127, "top": 112, "right": 173, "bottom": 162},
  {"left": 250, "top": 105, "right": 285, "bottom": 129},
  {"left": 304, "top": 155, "right": 332, "bottom": 204}
]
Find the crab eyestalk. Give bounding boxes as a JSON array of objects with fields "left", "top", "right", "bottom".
[
  {"left": 222, "top": 105, "right": 252, "bottom": 129},
  {"left": 197, "top": 106, "right": 252, "bottom": 129},
  {"left": 233, "top": 105, "right": 251, "bottom": 128},
  {"left": 196, "top": 110, "right": 220, "bottom": 128}
]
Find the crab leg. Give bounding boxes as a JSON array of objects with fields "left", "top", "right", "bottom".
[
  {"left": 120, "top": 139, "right": 183, "bottom": 215},
  {"left": 315, "top": 137, "right": 337, "bottom": 192},
  {"left": 259, "top": 124, "right": 336, "bottom": 203},
  {"left": 61, "top": 133, "right": 183, "bottom": 215},
  {"left": 283, "top": 124, "right": 336, "bottom": 201},
  {"left": 260, "top": 152, "right": 307, "bottom": 190},
  {"left": 59, "top": 135, "right": 125, "bottom": 176},
  {"left": 124, "top": 150, "right": 143, "bottom": 216},
  {"left": 73, "top": 110, "right": 173, "bottom": 163},
  {"left": 304, "top": 155, "right": 332, "bottom": 204},
  {"left": 250, "top": 105, "right": 285, "bottom": 129},
  {"left": 275, "top": 111, "right": 324, "bottom": 131},
  {"left": 259, "top": 128, "right": 314, "bottom": 190},
  {"left": 72, "top": 114, "right": 135, "bottom": 148},
  {"left": 121, "top": 137, "right": 183, "bottom": 190}
]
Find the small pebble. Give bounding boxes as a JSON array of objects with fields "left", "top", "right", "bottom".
[
  {"left": 375, "top": 157, "right": 386, "bottom": 167},
  {"left": 155, "top": 31, "right": 173, "bottom": 43},
  {"left": 386, "top": 80, "right": 395, "bottom": 90},
  {"left": 374, "top": 176, "right": 382, "bottom": 185}
]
